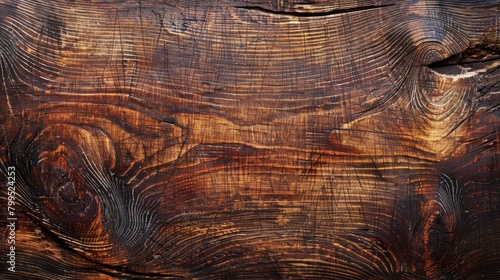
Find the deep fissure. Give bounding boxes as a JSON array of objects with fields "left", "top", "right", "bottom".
[
  {"left": 237, "top": 4, "right": 394, "bottom": 17},
  {"left": 429, "top": 46, "right": 500, "bottom": 68}
]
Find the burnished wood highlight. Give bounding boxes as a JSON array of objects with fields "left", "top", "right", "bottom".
[{"left": 1, "top": 0, "right": 499, "bottom": 279}]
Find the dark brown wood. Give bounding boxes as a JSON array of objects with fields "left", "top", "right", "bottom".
[{"left": 1, "top": 0, "right": 499, "bottom": 279}]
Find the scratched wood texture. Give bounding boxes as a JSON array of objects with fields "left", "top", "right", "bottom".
[{"left": 1, "top": 0, "right": 499, "bottom": 279}]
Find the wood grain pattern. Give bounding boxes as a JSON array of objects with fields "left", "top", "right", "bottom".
[{"left": 1, "top": 0, "right": 499, "bottom": 279}]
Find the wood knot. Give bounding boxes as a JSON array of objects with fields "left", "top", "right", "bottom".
[
  {"left": 35, "top": 148, "right": 97, "bottom": 215},
  {"left": 416, "top": 43, "right": 451, "bottom": 66},
  {"left": 28, "top": 124, "right": 108, "bottom": 229},
  {"left": 10, "top": 123, "right": 122, "bottom": 261},
  {"left": 423, "top": 174, "right": 463, "bottom": 270},
  {"left": 400, "top": 0, "right": 470, "bottom": 66}
]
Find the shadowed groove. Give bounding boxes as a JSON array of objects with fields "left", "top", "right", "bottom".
[{"left": 236, "top": 4, "right": 395, "bottom": 18}]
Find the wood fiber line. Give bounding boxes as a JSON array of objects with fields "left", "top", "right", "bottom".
[{"left": 1, "top": 0, "right": 499, "bottom": 279}]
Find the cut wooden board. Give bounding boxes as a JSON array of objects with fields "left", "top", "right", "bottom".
[{"left": 1, "top": 0, "right": 499, "bottom": 279}]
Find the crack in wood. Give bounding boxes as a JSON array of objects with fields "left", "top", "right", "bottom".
[
  {"left": 236, "top": 4, "right": 395, "bottom": 17},
  {"left": 429, "top": 47, "right": 500, "bottom": 68}
]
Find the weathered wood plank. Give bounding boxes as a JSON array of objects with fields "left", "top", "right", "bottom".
[{"left": 1, "top": 0, "right": 499, "bottom": 279}]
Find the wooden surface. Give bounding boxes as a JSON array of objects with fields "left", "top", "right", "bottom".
[{"left": 1, "top": 0, "right": 499, "bottom": 279}]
